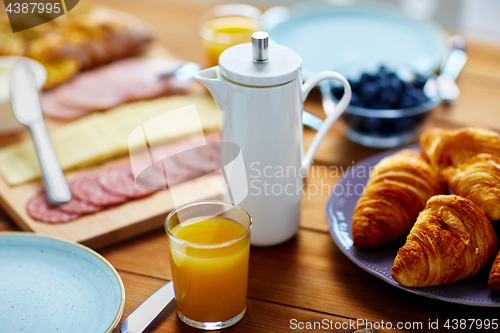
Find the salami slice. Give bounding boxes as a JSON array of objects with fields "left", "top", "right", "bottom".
[
  {"left": 163, "top": 154, "right": 203, "bottom": 187},
  {"left": 58, "top": 197, "right": 104, "bottom": 215},
  {"left": 27, "top": 192, "right": 80, "bottom": 223},
  {"left": 173, "top": 132, "right": 221, "bottom": 175},
  {"left": 99, "top": 165, "right": 157, "bottom": 199},
  {"left": 136, "top": 132, "right": 223, "bottom": 188},
  {"left": 71, "top": 173, "right": 128, "bottom": 207},
  {"left": 169, "top": 146, "right": 212, "bottom": 180}
]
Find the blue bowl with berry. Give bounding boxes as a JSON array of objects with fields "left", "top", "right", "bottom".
[{"left": 323, "top": 64, "right": 440, "bottom": 148}]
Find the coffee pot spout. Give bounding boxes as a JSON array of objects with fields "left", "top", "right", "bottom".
[{"left": 195, "top": 67, "right": 227, "bottom": 111}]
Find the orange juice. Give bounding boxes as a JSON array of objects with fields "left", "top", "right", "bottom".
[
  {"left": 200, "top": 16, "right": 260, "bottom": 67},
  {"left": 169, "top": 217, "right": 250, "bottom": 323}
]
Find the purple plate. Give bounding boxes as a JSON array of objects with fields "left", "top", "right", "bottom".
[{"left": 326, "top": 146, "right": 500, "bottom": 307}]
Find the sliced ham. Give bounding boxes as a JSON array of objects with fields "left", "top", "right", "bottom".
[
  {"left": 40, "top": 90, "right": 91, "bottom": 120},
  {"left": 39, "top": 58, "right": 186, "bottom": 119}
]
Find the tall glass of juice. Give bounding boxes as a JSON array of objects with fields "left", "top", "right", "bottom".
[
  {"left": 198, "top": 4, "right": 261, "bottom": 67},
  {"left": 165, "top": 200, "right": 252, "bottom": 330}
]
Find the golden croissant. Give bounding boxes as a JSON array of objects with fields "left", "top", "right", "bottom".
[
  {"left": 352, "top": 149, "right": 444, "bottom": 248},
  {"left": 489, "top": 250, "right": 500, "bottom": 291},
  {"left": 420, "top": 127, "right": 500, "bottom": 220},
  {"left": 392, "top": 195, "right": 498, "bottom": 287},
  {"left": 441, "top": 154, "right": 500, "bottom": 221}
]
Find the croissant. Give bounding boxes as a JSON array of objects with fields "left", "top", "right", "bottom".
[
  {"left": 441, "top": 154, "right": 500, "bottom": 221},
  {"left": 392, "top": 195, "right": 498, "bottom": 287},
  {"left": 420, "top": 127, "right": 500, "bottom": 220},
  {"left": 352, "top": 149, "right": 444, "bottom": 248},
  {"left": 420, "top": 127, "right": 500, "bottom": 170},
  {"left": 489, "top": 250, "right": 500, "bottom": 291}
]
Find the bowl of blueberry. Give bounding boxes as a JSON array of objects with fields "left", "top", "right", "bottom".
[{"left": 323, "top": 64, "right": 440, "bottom": 148}]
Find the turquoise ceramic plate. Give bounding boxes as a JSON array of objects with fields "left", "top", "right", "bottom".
[
  {"left": 268, "top": 4, "right": 447, "bottom": 79},
  {"left": 0, "top": 233, "right": 125, "bottom": 332}
]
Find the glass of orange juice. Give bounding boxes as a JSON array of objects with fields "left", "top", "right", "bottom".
[
  {"left": 165, "top": 200, "right": 252, "bottom": 330},
  {"left": 198, "top": 4, "right": 261, "bottom": 67}
]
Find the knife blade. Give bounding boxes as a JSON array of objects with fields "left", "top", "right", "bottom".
[
  {"left": 302, "top": 110, "right": 323, "bottom": 131},
  {"left": 120, "top": 281, "right": 175, "bottom": 333},
  {"left": 10, "top": 60, "right": 71, "bottom": 204},
  {"left": 10, "top": 61, "right": 43, "bottom": 125}
]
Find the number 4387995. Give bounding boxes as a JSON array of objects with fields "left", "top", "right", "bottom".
[
  {"left": 444, "top": 318, "right": 498, "bottom": 330},
  {"left": 6, "top": 2, "right": 61, "bottom": 14}
]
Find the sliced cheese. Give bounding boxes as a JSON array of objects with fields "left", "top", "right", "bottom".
[{"left": 0, "top": 94, "right": 220, "bottom": 185}]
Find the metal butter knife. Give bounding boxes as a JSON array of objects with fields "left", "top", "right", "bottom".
[
  {"left": 120, "top": 281, "right": 175, "bottom": 333},
  {"left": 10, "top": 60, "right": 71, "bottom": 204},
  {"left": 437, "top": 35, "right": 467, "bottom": 103}
]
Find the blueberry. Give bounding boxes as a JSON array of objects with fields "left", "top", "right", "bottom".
[
  {"left": 359, "top": 82, "right": 379, "bottom": 102},
  {"left": 398, "top": 95, "right": 417, "bottom": 108},
  {"left": 362, "top": 117, "right": 385, "bottom": 133},
  {"left": 378, "top": 89, "right": 399, "bottom": 107},
  {"left": 349, "top": 80, "right": 360, "bottom": 94},
  {"left": 332, "top": 86, "right": 344, "bottom": 99},
  {"left": 388, "top": 76, "right": 404, "bottom": 93},
  {"left": 402, "top": 81, "right": 414, "bottom": 91},
  {"left": 349, "top": 93, "right": 366, "bottom": 108},
  {"left": 387, "top": 72, "right": 398, "bottom": 79},
  {"left": 393, "top": 117, "right": 415, "bottom": 132},
  {"left": 377, "top": 78, "right": 390, "bottom": 91},
  {"left": 413, "top": 75, "right": 428, "bottom": 89},
  {"left": 415, "top": 95, "right": 430, "bottom": 106},
  {"left": 360, "top": 73, "right": 376, "bottom": 83},
  {"left": 349, "top": 93, "right": 365, "bottom": 107},
  {"left": 407, "top": 87, "right": 426, "bottom": 99},
  {"left": 376, "top": 65, "right": 390, "bottom": 78}
]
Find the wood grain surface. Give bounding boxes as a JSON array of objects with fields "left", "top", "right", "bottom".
[{"left": 1, "top": 0, "right": 500, "bottom": 332}]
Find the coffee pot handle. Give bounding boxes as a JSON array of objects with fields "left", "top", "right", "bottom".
[{"left": 300, "top": 71, "right": 351, "bottom": 176}]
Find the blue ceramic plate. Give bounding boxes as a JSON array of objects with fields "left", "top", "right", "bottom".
[
  {"left": 0, "top": 233, "right": 125, "bottom": 332},
  {"left": 269, "top": 5, "right": 446, "bottom": 79},
  {"left": 326, "top": 147, "right": 500, "bottom": 307}
]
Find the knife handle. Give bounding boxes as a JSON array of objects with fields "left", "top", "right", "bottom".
[
  {"left": 441, "top": 36, "right": 467, "bottom": 81},
  {"left": 30, "top": 122, "right": 71, "bottom": 204}
]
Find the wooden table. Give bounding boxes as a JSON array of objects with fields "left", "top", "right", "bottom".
[{"left": 2, "top": 1, "right": 500, "bottom": 332}]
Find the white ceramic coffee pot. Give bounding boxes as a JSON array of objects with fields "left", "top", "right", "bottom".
[{"left": 195, "top": 32, "right": 351, "bottom": 246}]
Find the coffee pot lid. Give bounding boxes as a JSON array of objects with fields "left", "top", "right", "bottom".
[{"left": 218, "top": 32, "right": 302, "bottom": 87}]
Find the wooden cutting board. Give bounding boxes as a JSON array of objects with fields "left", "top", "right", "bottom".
[
  {"left": 0, "top": 155, "right": 225, "bottom": 249},
  {"left": 0, "top": 19, "right": 224, "bottom": 248}
]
